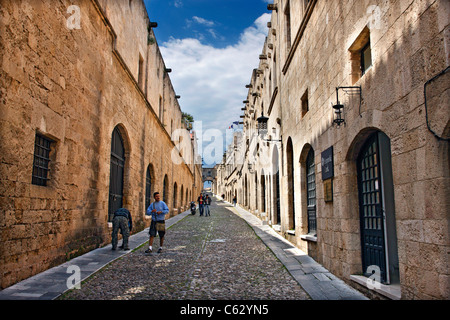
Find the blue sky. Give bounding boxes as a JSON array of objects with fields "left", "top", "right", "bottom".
[
  {"left": 144, "top": 0, "right": 270, "bottom": 48},
  {"left": 143, "top": 0, "right": 272, "bottom": 167}
]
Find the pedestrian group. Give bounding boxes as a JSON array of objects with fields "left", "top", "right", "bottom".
[
  {"left": 197, "top": 193, "right": 211, "bottom": 217},
  {"left": 110, "top": 192, "right": 213, "bottom": 254}
]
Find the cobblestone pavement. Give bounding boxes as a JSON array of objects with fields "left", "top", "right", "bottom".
[{"left": 59, "top": 201, "right": 310, "bottom": 300}]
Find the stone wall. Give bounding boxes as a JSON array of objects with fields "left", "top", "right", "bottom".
[{"left": 0, "top": 0, "right": 202, "bottom": 289}]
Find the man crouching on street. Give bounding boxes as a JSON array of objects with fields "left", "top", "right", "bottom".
[
  {"left": 145, "top": 192, "right": 169, "bottom": 254},
  {"left": 111, "top": 208, "right": 133, "bottom": 251}
]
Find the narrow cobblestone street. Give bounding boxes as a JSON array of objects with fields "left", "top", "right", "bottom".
[{"left": 60, "top": 200, "right": 310, "bottom": 300}]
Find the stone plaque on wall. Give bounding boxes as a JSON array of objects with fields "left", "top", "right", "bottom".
[{"left": 323, "top": 178, "right": 333, "bottom": 202}]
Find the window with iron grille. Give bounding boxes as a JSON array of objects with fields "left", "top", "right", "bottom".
[{"left": 32, "top": 133, "right": 54, "bottom": 186}]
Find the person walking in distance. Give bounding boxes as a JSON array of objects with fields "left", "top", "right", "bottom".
[
  {"left": 233, "top": 195, "right": 237, "bottom": 207},
  {"left": 204, "top": 194, "right": 211, "bottom": 216},
  {"left": 198, "top": 193, "right": 205, "bottom": 216},
  {"left": 145, "top": 192, "right": 169, "bottom": 254},
  {"left": 111, "top": 208, "right": 133, "bottom": 251}
]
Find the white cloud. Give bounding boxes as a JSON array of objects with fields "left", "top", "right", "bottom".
[
  {"left": 173, "top": 0, "right": 183, "bottom": 8},
  {"left": 207, "top": 29, "right": 219, "bottom": 39},
  {"left": 192, "top": 16, "right": 215, "bottom": 27},
  {"left": 160, "top": 13, "right": 271, "bottom": 164}
]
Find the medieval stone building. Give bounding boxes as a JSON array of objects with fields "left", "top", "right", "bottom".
[
  {"left": 0, "top": 0, "right": 202, "bottom": 289},
  {"left": 217, "top": 0, "right": 449, "bottom": 299}
]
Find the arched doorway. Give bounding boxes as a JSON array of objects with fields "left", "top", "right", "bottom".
[
  {"left": 173, "top": 182, "right": 178, "bottom": 212},
  {"left": 145, "top": 164, "right": 154, "bottom": 213},
  {"left": 286, "top": 137, "right": 295, "bottom": 230},
  {"left": 357, "top": 131, "right": 399, "bottom": 284},
  {"left": 261, "top": 170, "right": 266, "bottom": 213},
  {"left": 181, "top": 185, "right": 184, "bottom": 207},
  {"left": 244, "top": 174, "right": 248, "bottom": 207},
  {"left": 108, "top": 126, "right": 126, "bottom": 222},
  {"left": 255, "top": 174, "right": 258, "bottom": 211},
  {"left": 163, "top": 175, "right": 169, "bottom": 203},
  {"left": 272, "top": 146, "right": 281, "bottom": 225},
  {"left": 306, "top": 148, "right": 316, "bottom": 235}
]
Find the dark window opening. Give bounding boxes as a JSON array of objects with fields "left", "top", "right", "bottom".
[
  {"left": 138, "top": 54, "right": 144, "bottom": 89},
  {"left": 285, "top": 1, "right": 291, "bottom": 53},
  {"left": 349, "top": 26, "right": 371, "bottom": 84},
  {"left": 361, "top": 41, "right": 372, "bottom": 75},
  {"left": 32, "top": 133, "right": 54, "bottom": 186},
  {"left": 301, "top": 89, "right": 309, "bottom": 117}
]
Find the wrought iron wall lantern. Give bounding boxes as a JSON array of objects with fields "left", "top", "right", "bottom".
[
  {"left": 332, "top": 86, "right": 362, "bottom": 127},
  {"left": 256, "top": 112, "right": 269, "bottom": 136},
  {"left": 332, "top": 102, "right": 345, "bottom": 127},
  {"left": 256, "top": 112, "right": 282, "bottom": 142}
]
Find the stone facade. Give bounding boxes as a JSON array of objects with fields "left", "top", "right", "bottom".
[
  {"left": 0, "top": 0, "right": 202, "bottom": 289},
  {"left": 217, "top": 0, "right": 449, "bottom": 299}
]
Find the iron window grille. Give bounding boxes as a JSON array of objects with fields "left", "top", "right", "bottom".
[{"left": 32, "top": 134, "right": 54, "bottom": 186}]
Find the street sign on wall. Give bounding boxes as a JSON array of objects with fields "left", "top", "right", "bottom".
[{"left": 321, "top": 146, "right": 334, "bottom": 181}]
